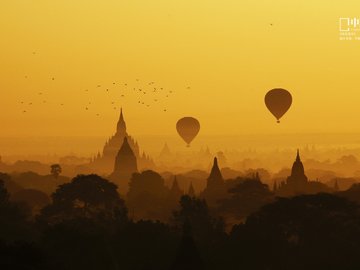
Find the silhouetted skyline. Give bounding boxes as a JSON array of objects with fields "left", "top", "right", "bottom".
[{"left": 1, "top": 1, "right": 360, "bottom": 269}]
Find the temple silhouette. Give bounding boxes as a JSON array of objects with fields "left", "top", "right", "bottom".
[
  {"left": 276, "top": 150, "right": 330, "bottom": 196},
  {"left": 286, "top": 149, "right": 308, "bottom": 186},
  {"left": 201, "top": 157, "right": 227, "bottom": 206},
  {"left": 90, "top": 108, "right": 155, "bottom": 174},
  {"left": 206, "top": 157, "right": 224, "bottom": 189},
  {"left": 109, "top": 137, "right": 138, "bottom": 193}
]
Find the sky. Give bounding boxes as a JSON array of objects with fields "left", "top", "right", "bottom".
[{"left": 1, "top": 1, "right": 360, "bottom": 155}]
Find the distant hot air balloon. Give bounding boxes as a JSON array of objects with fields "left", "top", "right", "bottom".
[
  {"left": 265, "top": 88, "right": 292, "bottom": 123},
  {"left": 176, "top": 117, "right": 200, "bottom": 147}
]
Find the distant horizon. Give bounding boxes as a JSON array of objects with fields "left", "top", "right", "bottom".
[{"left": 2, "top": 132, "right": 360, "bottom": 160}]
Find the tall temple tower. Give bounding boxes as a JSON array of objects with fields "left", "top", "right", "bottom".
[
  {"left": 202, "top": 157, "right": 226, "bottom": 206},
  {"left": 286, "top": 150, "right": 308, "bottom": 185},
  {"left": 276, "top": 149, "right": 330, "bottom": 196},
  {"left": 116, "top": 108, "right": 127, "bottom": 137},
  {"left": 109, "top": 137, "right": 138, "bottom": 193},
  {"left": 91, "top": 108, "right": 155, "bottom": 174},
  {"left": 206, "top": 157, "right": 224, "bottom": 188}
]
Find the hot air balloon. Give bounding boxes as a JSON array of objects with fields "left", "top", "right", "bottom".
[
  {"left": 265, "top": 88, "right": 292, "bottom": 123},
  {"left": 176, "top": 117, "right": 200, "bottom": 147}
]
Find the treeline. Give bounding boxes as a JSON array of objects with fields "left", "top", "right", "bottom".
[{"left": 1, "top": 173, "right": 360, "bottom": 269}]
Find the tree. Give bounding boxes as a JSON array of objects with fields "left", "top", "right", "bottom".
[
  {"left": 173, "top": 195, "right": 225, "bottom": 243},
  {"left": 127, "top": 170, "right": 170, "bottom": 220},
  {"left": 50, "top": 164, "right": 62, "bottom": 179},
  {"left": 218, "top": 179, "right": 274, "bottom": 219},
  {"left": 172, "top": 195, "right": 226, "bottom": 269},
  {"left": 170, "top": 219, "right": 204, "bottom": 270},
  {"left": 228, "top": 194, "right": 360, "bottom": 270},
  {"left": 0, "top": 180, "right": 33, "bottom": 243},
  {"left": 38, "top": 174, "right": 127, "bottom": 225},
  {"left": 12, "top": 189, "right": 50, "bottom": 216},
  {"left": 113, "top": 220, "right": 178, "bottom": 270},
  {"left": 0, "top": 173, "right": 22, "bottom": 194}
]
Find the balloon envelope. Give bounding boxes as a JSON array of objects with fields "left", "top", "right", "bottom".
[
  {"left": 176, "top": 117, "right": 200, "bottom": 147},
  {"left": 265, "top": 88, "right": 292, "bottom": 123}
]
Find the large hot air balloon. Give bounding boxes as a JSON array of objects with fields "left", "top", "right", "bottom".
[
  {"left": 176, "top": 117, "right": 200, "bottom": 147},
  {"left": 265, "top": 88, "right": 292, "bottom": 123}
]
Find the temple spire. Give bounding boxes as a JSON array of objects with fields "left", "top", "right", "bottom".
[
  {"left": 117, "top": 107, "right": 127, "bottom": 134},
  {"left": 207, "top": 157, "right": 224, "bottom": 188},
  {"left": 287, "top": 149, "right": 308, "bottom": 184},
  {"left": 210, "top": 157, "right": 222, "bottom": 179}
]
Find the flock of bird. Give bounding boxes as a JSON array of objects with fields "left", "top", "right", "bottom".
[
  {"left": 18, "top": 21, "right": 277, "bottom": 115},
  {"left": 19, "top": 55, "right": 192, "bottom": 116}
]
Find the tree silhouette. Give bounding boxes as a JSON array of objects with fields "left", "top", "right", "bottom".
[
  {"left": 0, "top": 180, "right": 34, "bottom": 243},
  {"left": 127, "top": 170, "right": 170, "bottom": 220},
  {"left": 50, "top": 164, "right": 62, "bottom": 179},
  {"left": 113, "top": 220, "right": 178, "bottom": 270},
  {"left": 39, "top": 174, "right": 127, "bottom": 225},
  {"left": 0, "top": 172, "right": 22, "bottom": 194},
  {"left": 12, "top": 189, "right": 50, "bottom": 216},
  {"left": 218, "top": 179, "right": 274, "bottom": 219},
  {"left": 170, "top": 219, "right": 204, "bottom": 270},
  {"left": 173, "top": 195, "right": 225, "bottom": 249},
  {"left": 229, "top": 193, "right": 360, "bottom": 270}
]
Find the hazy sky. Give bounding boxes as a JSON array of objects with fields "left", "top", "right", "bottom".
[{"left": 1, "top": 1, "right": 360, "bottom": 143}]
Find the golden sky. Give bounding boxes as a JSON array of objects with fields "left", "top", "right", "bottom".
[{"left": 1, "top": 0, "right": 360, "bottom": 143}]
